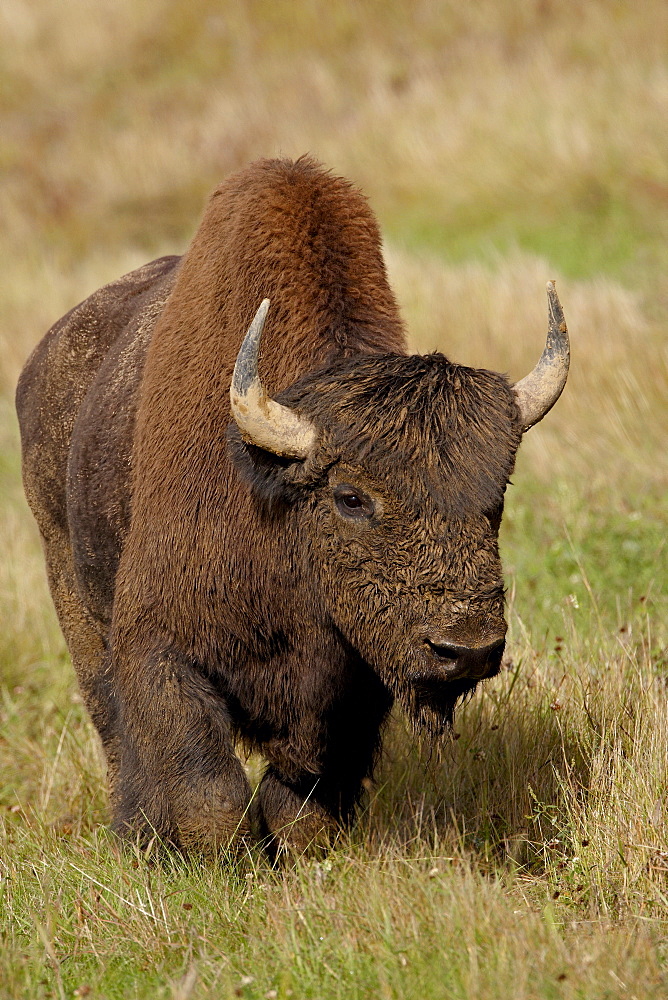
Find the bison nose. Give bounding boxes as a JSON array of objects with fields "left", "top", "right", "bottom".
[
  {"left": 423, "top": 634, "right": 506, "bottom": 680},
  {"left": 425, "top": 639, "right": 475, "bottom": 662}
]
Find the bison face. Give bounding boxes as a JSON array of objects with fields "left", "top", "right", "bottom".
[
  {"left": 314, "top": 459, "right": 510, "bottom": 727},
  {"left": 228, "top": 288, "right": 568, "bottom": 731},
  {"left": 230, "top": 351, "right": 523, "bottom": 731}
]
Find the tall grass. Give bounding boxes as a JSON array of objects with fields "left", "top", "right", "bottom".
[{"left": 1, "top": 0, "right": 667, "bottom": 996}]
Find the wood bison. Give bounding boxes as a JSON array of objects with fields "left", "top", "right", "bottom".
[{"left": 16, "top": 156, "right": 569, "bottom": 854}]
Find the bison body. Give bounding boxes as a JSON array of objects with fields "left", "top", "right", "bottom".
[{"left": 17, "top": 157, "right": 568, "bottom": 852}]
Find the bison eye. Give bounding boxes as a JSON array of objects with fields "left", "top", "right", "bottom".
[{"left": 333, "top": 485, "right": 375, "bottom": 520}]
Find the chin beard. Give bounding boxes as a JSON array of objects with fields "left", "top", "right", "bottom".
[
  {"left": 400, "top": 673, "right": 482, "bottom": 738},
  {"left": 395, "top": 642, "right": 504, "bottom": 738}
]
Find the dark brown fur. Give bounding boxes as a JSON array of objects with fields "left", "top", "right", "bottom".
[{"left": 17, "top": 157, "right": 523, "bottom": 853}]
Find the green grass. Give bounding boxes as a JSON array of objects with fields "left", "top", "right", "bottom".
[
  {"left": 1, "top": 0, "right": 668, "bottom": 996},
  {"left": 384, "top": 189, "right": 667, "bottom": 283},
  {"left": 502, "top": 478, "right": 667, "bottom": 637}
]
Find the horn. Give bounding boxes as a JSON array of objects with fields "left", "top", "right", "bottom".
[
  {"left": 514, "top": 281, "right": 570, "bottom": 432},
  {"left": 230, "top": 299, "right": 317, "bottom": 458}
]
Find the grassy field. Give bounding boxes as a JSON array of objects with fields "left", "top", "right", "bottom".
[{"left": 1, "top": 1, "right": 667, "bottom": 997}]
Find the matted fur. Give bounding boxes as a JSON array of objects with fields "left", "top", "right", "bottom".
[{"left": 17, "top": 157, "right": 524, "bottom": 853}]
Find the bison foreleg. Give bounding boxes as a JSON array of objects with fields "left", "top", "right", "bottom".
[
  {"left": 110, "top": 645, "right": 252, "bottom": 853},
  {"left": 255, "top": 661, "right": 393, "bottom": 857},
  {"left": 254, "top": 767, "right": 339, "bottom": 857}
]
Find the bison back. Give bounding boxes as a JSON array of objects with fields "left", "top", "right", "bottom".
[{"left": 16, "top": 255, "right": 180, "bottom": 626}]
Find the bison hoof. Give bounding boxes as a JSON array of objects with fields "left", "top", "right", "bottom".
[{"left": 254, "top": 772, "right": 338, "bottom": 859}]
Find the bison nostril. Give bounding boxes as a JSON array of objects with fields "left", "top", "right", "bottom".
[
  {"left": 424, "top": 640, "right": 471, "bottom": 662},
  {"left": 423, "top": 636, "right": 506, "bottom": 667}
]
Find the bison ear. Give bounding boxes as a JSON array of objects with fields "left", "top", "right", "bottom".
[
  {"left": 513, "top": 282, "right": 570, "bottom": 432},
  {"left": 230, "top": 300, "right": 317, "bottom": 459},
  {"left": 227, "top": 420, "right": 306, "bottom": 507}
]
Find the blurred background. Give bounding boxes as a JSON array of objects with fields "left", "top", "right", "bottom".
[{"left": 1, "top": 0, "right": 666, "bottom": 694}]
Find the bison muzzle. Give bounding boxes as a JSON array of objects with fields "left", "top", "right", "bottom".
[{"left": 16, "top": 156, "right": 569, "bottom": 854}]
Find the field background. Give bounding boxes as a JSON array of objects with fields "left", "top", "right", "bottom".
[{"left": 1, "top": 1, "right": 667, "bottom": 997}]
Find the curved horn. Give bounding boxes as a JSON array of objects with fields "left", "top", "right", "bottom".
[
  {"left": 230, "top": 299, "right": 317, "bottom": 458},
  {"left": 513, "top": 281, "right": 570, "bottom": 432}
]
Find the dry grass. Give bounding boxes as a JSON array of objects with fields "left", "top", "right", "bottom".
[{"left": 1, "top": 0, "right": 667, "bottom": 996}]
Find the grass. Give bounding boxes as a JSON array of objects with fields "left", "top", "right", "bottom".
[
  {"left": 2, "top": 581, "right": 666, "bottom": 998},
  {"left": 1, "top": 0, "right": 667, "bottom": 996}
]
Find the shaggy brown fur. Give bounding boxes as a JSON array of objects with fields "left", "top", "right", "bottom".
[{"left": 17, "top": 157, "right": 523, "bottom": 854}]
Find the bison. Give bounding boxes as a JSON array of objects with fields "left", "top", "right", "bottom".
[{"left": 16, "top": 156, "right": 569, "bottom": 854}]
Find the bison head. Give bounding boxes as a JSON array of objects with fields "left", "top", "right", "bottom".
[{"left": 229, "top": 286, "right": 569, "bottom": 732}]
